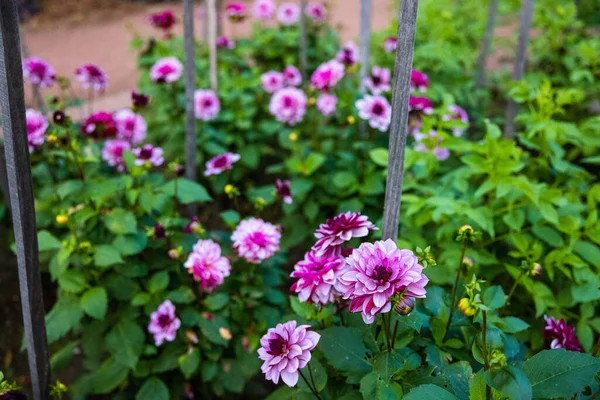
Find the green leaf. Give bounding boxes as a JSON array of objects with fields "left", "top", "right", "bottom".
[
  {"left": 50, "top": 341, "right": 79, "bottom": 372},
  {"left": 94, "top": 245, "right": 124, "bottom": 268},
  {"left": 302, "top": 153, "right": 326, "bottom": 176},
  {"left": 81, "top": 287, "right": 108, "bottom": 320},
  {"left": 539, "top": 201, "right": 559, "bottom": 224},
  {"left": 57, "top": 270, "right": 87, "bottom": 293},
  {"left": 404, "top": 384, "right": 457, "bottom": 400},
  {"left": 369, "top": 148, "right": 389, "bottom": 167},
  {"left": 135, "top": 377, "right": 169, "bottom": 400},
  {"left": 220, "top": 210, "right": 240, "bottom": 227},
  {"left": 333, "top": 171, "right": 357, "bottom": 189},
  {"left": 372, "top": 351, "right": 403, "bottom": 382},
  {"left": 483, "top": 286, "right": 506, "bottom": 310},
  {"left": 179, "top": 349, "right": 201, "bottom": 379},
  {"left": 360, "top": 371, "right": 403, "bottom": 399},
  {"left": 105, "top": 320, "right": 145, "bottom": 369},
  {"left": 204, "top": 293, "right": 230, "bottom": 310},
  {"left": 45, "top": 294, "right": 84, "bottom": 344},
  {"left": 445, "top": 361, "right": 472, "bottom": 400},
  {"left": 38, "top": 230, "right": 62, "bottom": 252},
  {"left": 104, "top": 208, "right": 137, "bottom": 235},
  {"left": 532, "top": 225, "right": 564, "bottom": 247},
  {"left": 90, "top": 357, "right": 129, "bottom": 394},
  {"left": 131, "top": 293, "right": 150, "bottom": 306},
  {"left": 160, "top": 178, "right": 212, "bottom": 203},
  {"left": 523, "top": 349, "right": 600, "bottom": 398},
  {"left": 112, "top": 232, "right": 148, "bottom": 256},
  {"left": 148, "top": 271, "right": 170, "bottom": 293},
  {"left": 485, "top": 366, "right": 532, "bottom": 400},
  {"left": 266, "top": 387, "right": 298, "bottom": 400},
  {"left": 167, "top": 287, "right": 196, "bottom": 304},
  {"left": 501, "top": 317, "right": 530, "bottom": 333},
  {"left": 297, "top": 359, "right": 327, "bottom": 393},
  {"left": 503, "top": 210, "right": 525, "bottom": 231},
  {"left": 319, "top": 327, "right": 371, "bottom": 378},
  {"left": 573, "top": 240, "right": 600, "bottom": 267}
]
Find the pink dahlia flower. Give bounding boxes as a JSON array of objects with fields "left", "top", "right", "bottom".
[
  {"left": 336, "top": 239, "right": 429, "bottom": 324},
  {"left": 275, "top": 179, "right": 293, "bottom": 204},
  {"left": 313, "top": 211, "right": 377, "bottom": 257},
  {"left": 290, "top": 250, "right": 344, "bottom": 305},
  {"left": 269, "top": 87, "right": 307, "bottom": 126},
  {"left": 101, "top": 139, "right": 131, "bottom": 171},
  {"left": 81, "top": 111, "right": 118, "bottom": 139},
  {"left": 194, "top": 89, "right": 220, "bottom": 121},
  {"left": 150, "top": 57, "right": 183, "bottom": 83},
  {"left": 22, "top": 57, "right": 56, "bottom": 88},
  {"left": 410, "top": 69, "right": 429, "bottom": 92},
  {"left": 232, "top": 218, "right": 281, "bottom": 264},
  {"left": 147, "top": 10, "right": 177, "bottom": 33},
  {"left": 148, "top": 300, "right": 181, "bottom": 346},
  {"left": 311, "top": 60, "right": 345, "bottom": 91},
  {"left": 75, "top": 64, "right": 107, "bottom": 92},
  {"left": 114, "top": 109, "right": 147, "bottom": 144},
  {"left": 316, "top": 93, "right": 337, "bottom": 116},
  {"left": 364, "top": 66, "right": 391, "bottom": 95},
  {"left": 257, "top": 321, "right": 320, "bottom": 387},
  {"left": 408, "top": 96, "right": 433, "bottom": 114},
  {"left": 261, "top": 71, "right": 285, "bottom": 94},
  {"left": 216, "top": 35, "right": 236, "bottom": 49},
  {"left": 336, "top": 41, "right": 359, "bottom": 66},
  {"left": 283, "top": 65, "right": 302, "bottom": 87},
  {"left": 305, "top": 2, "right": 326, "bottom": 24},
  {"left": 356, "top": 95, "right": 392, "bottom": 132},
  {"left": 184, "top": 239, "right": 231, "bottom": 292},
  {"left": 26, "top": 109, "right": 48, "bottom": 152},
  {"left": 204, "top": 152, "right": 240, "bottom": 176},
  {"left": 254, "top": 0, "right": 276, "bottom": 20},
  {"left": 442, "top": 105, "right": 469, "bottom": 137},
  {"left": 544, "top": 316, "right": 583, "bottom": 352},
  {"left": 383, "top": 37, "right": 397, "bottom": 53},
  {"left": 133, "top": 144, "right": 164, "bottom": 167},
  {"left": 277, "top": 3, "right": 300, "bottom": 25},
  {"left": 225, "top": 2, "right": 247, "bottom": 22},
  {"left": 414, "top": 130, "right": 450, "bottom": 161}
]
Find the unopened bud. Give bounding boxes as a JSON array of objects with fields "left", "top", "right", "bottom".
[
  {"left": 458, "top": 298, "right": 477, "bottom": 317},
  {"left": 219, "top": 327, "right": 232, "bottom": 340},
  {"left": 56, "top": 215, "right": 69, "bottom": 225},
  {"left": 185, "top": 330, "right": 199, "bottom": 344},
  {"left": 289, "top": 132, "right": 298, "bottom": 141},
  {"left": 393, "top": 296, "right": 415, "bottom": 316},
  {"left": 462, "top": 257, "right": 474, "bottom": 269},
  {"left": 530, "top": 263, "right": 542, "bottom": 277},
  {"left": 347, "top": 115, "right": 356, "bottom": 124}
]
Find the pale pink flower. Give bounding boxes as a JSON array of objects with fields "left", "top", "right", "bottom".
[
  {"left": 364, "top": 66, "right": 391, "bottom": 95},
  {"left": 254, "top": 0, "right": 276, "bottom": 20},
  {"left": 290, "top": 250, "right": 344, "bottom": 305},
  {"left": 311, "top": 60, "right": 345, "bottom": 91},
  {"left": 442, "top": 105, "right": 469, "bottom": 137},
  {"left": 410, "top": 69, "right": 429, "bottom": 92},
  {"left": 132, "top": 144, "right": 164, "bottom": 166},
  {"left": 25, "top": 109, "right": 48, "bottom": 152},
  {"left": 184, "top": 239, "right": 231, "bottom": 292},
  {"left": 257, "top": 321, "right": 320, "bottom": 387},
  {"left": 22, "top": 57, "right": 56, "bottom": 88},
  {"left": 216, "top": 35, "right": 236, "bottom": 49},
  {"left": 204, "top": 152, "right": 240, "bottom": 176},
  {"left": 305, "top": 2, "right": 326, "bottom": 23},
  {"left": 316, "top": 93, "right": 337, "bottom": 116},
  {"left": 148, "top": 300, "right": 181, "bottom": 346},
  {"left": 114, "top": 109, "right": 147, "bottom": 144},
  {"left": 356, "top": 95, "right": 392, "bottom": 131},
  {"left": 232, "top": 218, "right": 281, "bottom": 264},
  {"left": 75, "top": 64, "right": 107, "bottom": 92},
  {"left": 194, "top": 89, "right": 220, "bottom": 121},
  {"left": 277, "top": 3, "right": 300, "bottom": 25},
  {"left": 150, "top": 57, "right": 183, "bottom": 83},
  {"left": 269, "top": 87, "right": 307, "bottom": 125},
  {"left": 383, "top": 37, "right": 397, "bottom": 53},
  {"left": 313, "top": 211, "right": 377, "bottom": 257},
  {"left": 283, "top": 65, "right": 302, "bottom": 87},
  {"left": 101, "top": 139, "right": 131, "bottom": 171},
  {"left": 261, "top": 71, "right": 285, "bottom": 93},
  {"left": 336, "top": 41, "right": 359, "bottom": 66}
]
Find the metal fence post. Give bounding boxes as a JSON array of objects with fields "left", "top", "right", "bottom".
[
  {"left": 207, "top": 0, "right": 218, "bottom": 91},
  {"left": 381, "top": 0, "right": 419, "bottom": 241},
  {"left": 183, "top": 0, "right": 197, "bottom": 216},
  {"left": 359, "top": 0, "right": 372, "bottom": 93},
  {"left": 0, "top": 1, "right": 50, "bottom": 398},
  {"left": 299, "top": 0, "right": 308, "bottom": 82},
  {"left": 475, "top": 0, "right": 499, "bottom": 89}
]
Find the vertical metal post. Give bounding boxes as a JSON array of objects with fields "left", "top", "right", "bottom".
[
  {"left": 207, "top": 0, "right": 218, "bottom": 91},
  {"left": 0, "top": 1, "right": 50, "bottom": 398},
  {"left": 381, "top": 0, "right": 419, "bottom": 241},
  {"left": 359, "top": 0, "right": 372, "bottom": 93},
  {"left": 504, "top": 0, "right": 534, "bottom": 138},
  {"left": 183, "top": 0, "right": 197, "bottom": 216},
  {"left": 299, "top": 0, "right": 308, "bottom": 82},
  {"left": 475, "top": 0, "right": 499, "bottom": 89}
]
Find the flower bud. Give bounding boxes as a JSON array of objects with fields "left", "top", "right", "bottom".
[
  {"left": 47, "top": 134, "right": 58, "bottom": 144},
  {"left": 219, "top": 327, "right": 232, "bottom": 340},
  {"left": 168, "top": 248, "right": 181, "bottom": 260},
  {"left": 224, "top": 184, "right": 235, "bottom": 195},
  {"left": 458, "top": 225, "right": 474, "bottom": 236},
  {"left": 53, "top": 110, "right": 66, "bottom": 125},
  {"left": 185, "top": 330, "right": 199, "bottom": 344},
  {"left": 458, "top": 297, "right": 477, "bottom": 317},
  {"left": 289, "top": 132, "right": 298, "bottom": 141},
  {"left": 56, "top": 214, "right": 69, "bottom": 224},
  {"left": 529, "top": 262, "right": 542, "bottom": 277},
  {"left": 308, "top": 97, "right": 316, "bottom": 105},
  {"left": 490, "top": 349, "right": 507, "bottom": 369},
  {"left": 347, "top": 115, "right": 356, "bottom": 124},
  {"left": 462, "top": 257, "right": 474, "bottom": 269},
  {"left": 393, "top": 296, "right": 415, "bottom": 316}
]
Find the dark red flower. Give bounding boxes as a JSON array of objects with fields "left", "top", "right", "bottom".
[
  {"left": 81, "top": 111, "right": 117, "bottom": 139},
  {"left": 544, "top": 316, "right": 583, "bottom": 352}
]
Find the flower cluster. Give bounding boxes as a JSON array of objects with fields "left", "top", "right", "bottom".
[
  {"left": 132, "top": 144, "right": 164, "bottom": 167},
  {"left": 261, "top": 65, "right": 302, "bottom": 93},
  {"left": 410, "top": 69, "right": 429, "bottom": 92},
  {"left": 277, "top": 3, "right": 300, "bottom": 25},
  {"left": 225, "top": 2, "right": 247, "bottom": 22},
  {"left": 81, "top": 111, "right": 118, "bottom": 139},
  {"left": 544, "top": 316, "right": 583, "bottom": 352},
  {"left": 23, "top": 57, "right": 56, "bottom": 88},
  {"left": 311, "top": 59, "right": 345, "bottom": 92},
  {"left": 216, "top": 35, "right": 235, "bottom": 49},
  {"left": 114, "top": 109, "right": 147, "bottom": 144},
  {"left": 269, "top": 87, "right": 307, "bottom": 125},
  {"left": 313, "top": 211, "right": 377, "bottom": 256},
  {"left": 290, "top": 250, "right": 344, "bottom": 306},
  {"left": 356, "top": 95, "right": 392, "bottom": 131},
  {"left": 275, "top": 179, "right": 293, "bottom": 204},
  {"left": 148, "top": 300, "right": 181, "bottom": 346},
  {"left": 150, "top": 57, "right": 183, "bottom": 83},
  {"left": 408, "top": 95, "right": 433, "bottom": 133},
  {"left": 25, "top": 109, "right": 48, "bottom": 152},
  {"left": 316, "top": 93, "right": 338, "bottom": 116},
  {"left": 75, "top": 64, "right": 107, "bottom": 92},
  {"left": 254, "top": 0, "right": 276, "bottom": 20},
  {"left": 184, "top": 239, "right": 231, "bottom": 292},
  {"left": 204, "top": 152, "right": 240, "bottom": 176},
  {"left": 101, "top": 139, "right": 130, "bottom": 171},
  {"left": 194, "top": 89, "right": 220, "bottom": 121},
  {"left": 147, "top": 10, "right": 177, "bottom": 35},
  {"left": 442, "top": 105, "right": 469, "bottom": 137},
  {"left": 305, "top": 2, "right": 326, "bottom": 24},
  {"left": 336, "top": 41, "right": 359, "bottom": 66},
  {"left": 232, "top": 218, "right": 281, "bottom": 264},
  {"left": 383, "top": 36, "right": 397, "bottom": 53},
  {"left": 364, "top": 66, "right": 391, "bottom": 95}
]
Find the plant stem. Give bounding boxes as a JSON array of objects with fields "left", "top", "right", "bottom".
[
  {"left": 444, "top": 240, "right": 468, "bottom": 340},
  {"left": 591, "top": 336, "right": 600, "bottom": 357},
  {"left": 308, "top": 362, "right": 320, "bottom": 398},
  {"left": 391, "top": 320, "right": 399, "bottom": 349},
  {"left": 299, "top": 369, "right": 321, "bottom": 400},
  {"left": 381, "top": 313, "right": 392, "bottom": 352},
  {"left": 589, "top": 389, "right": 600, "bottom": 400},
  {"left": 505, "top": 270, "right": 525, "bottom": 305},
  {"left": 482, "top": 311, "right": 491, "bottom": 400}
]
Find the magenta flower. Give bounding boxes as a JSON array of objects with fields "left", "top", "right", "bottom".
[
  {"left": 442, "top": 105, "right": 469, "bottom": 137},
  {"left": 275, "top": 179, "right": 293, "bottom": 204},
  {"left": 277, "top": 3, "right": 300, "bottom": 25},
  {"left": 410, "top": 69, "right": 429, "bottom": 92},
  {"left": 225, "top": 2, "right": 247, "bottom": 22},
  {"left": 75, "top": 64, "right": 107, "bottom": 92},
  {"left": 232, "top": 218, "right": 281, "bottom": 264},
  {"left": 269, "top": 87, "right": 307, "bottom": 126},
  {"left": 336, "top": 41, "right": 359, "bottom": 66},
  {"left": 414, "top": 130, "right": 450, "bottom": 161},
  {"left": 257, "top": 321, "right": 320, "bottom": 387},
  {"left": 81, "top": 111, "right": 118, "bottom": 139},
  {"left": 204, "top": 152, "right": 240, "bottom": 176},
  {"left": 153, "top": 223, "right": 166, "bottom": 239},
  {"left": 148, "top": 300, "right": 181, "bottom": 346},
  {"left": 283, "top": 65, "right": 302, "bottom": 87},
  {"left": 311, "top": 59, "right": 345, "bottom": 91},
  {"left": 194, "top": 89, "right": 220, "bottom": 121},
  {"left": 114, "top": 109, "right": 147, "bottom": 144},
  {"left": 356, "top": 95, "right": 392, "bottom": 132},
  {"left": 290, "top": 250, "right": 344, "bottom": 305},
  {"left": 131, "top": 90, "right": 150, "bottom": 108},
  {"left": 316, "top": 93, "right": 337, "bottom": 116},
  {"left": 133, "top": 144, "right": 164, "bottom": 167},
  {"left": 364, "top": 66, "right": 391, "bottom": 95},
  {"left": 305, "top": 2, "right": 326, "bottom": 23},
  {"left": 147, "top": 10, "right": 177, "bottom": 34},
  {"left": 383, "top": 36, "right": 397, "bottom": 53},
  {"left": 184, "top": 239, "right": 231, "bottom": 292},
  {"left": 254, "top": 0, "right": 276, "bottom": 20},
  {"left": 26, "top": 109, "right": 48, "bottom": 152},
  {"left": 216, "top": 35, "right": 236, "bottom": 49},
  {"left": 150, "top": 57, "right": 183, "bottom": 83},
  {"left": 544, "top": 316, "right": 583, "bottom": 352},
  {"left": 336, "top": 239, "right": 429, "bottom": 324},
  {"left": 101, "top": 139, "right": 131, "bottom": 171},
  {"left": 408, "top": 96, "right": 433, "bottom": 114},
  {"left": 261, "top": 71, "right": 285, "bottom": 94},
  {"left": 313, "top": 212, "right": 377, "bottom": 257},
  {"left": 22, "top": 57, "right": 56, "bottom": 88}
]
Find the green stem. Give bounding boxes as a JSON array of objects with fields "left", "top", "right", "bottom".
[
  {"left": 591, "top": 336, "right": 600, "bottom": 357},
  {"left": 444, "top": 240, "right": 468, "bottom": 340},
  {"left": 391, "top": 320, "right": 399, "bottom": 349},
  {"left": 482, "top": 311, "right": 491, "bottom": 400},
  {"left": 308, "top": 362, "right": 321, "bottom": 399},
  {"left": 299, "top": 369, "right": 321, "bottom": 400},
  {"left": 505, "top": 270, "right": 525, "bottom": 306},
  {"left": 381, "top": 313, "right": 392, "bottom": 352}
]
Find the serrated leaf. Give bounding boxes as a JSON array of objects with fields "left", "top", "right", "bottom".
[
  {"left": 135, "top": 377, "right": 169, "bottom": 400},
  {"left": 105, "top": 320, "right": 145, "bottom": 369},
  {"left": 94, "top": 245, "right": 124, "bottom": 268},
  {"left": 319, "top": 327, "right": 371, "bottom": 378},
  {"left": 403, "top": 384, "right": 457, "bottom": 400},
  {"left": 81, "top": 287, "right": 108, "bottom": 320},
  {"left": 179, "top": 349, "right": 201, "bottom": 379}
]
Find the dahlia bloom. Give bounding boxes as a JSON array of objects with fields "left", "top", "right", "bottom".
[
  {"left": 311, "top": 60, "right": 345, "bottom": 91},
  {"left": 75, "top": 64, "right": 107, "bottom": 92},
  {"left": 313, "top": 212, "right": 377, "bottom": 257},
  {"left": 147, "top": 10, "right": 177, "bottom": 33},
  {"left": 364, "top": 66, "right": 391, "bottom": 95},
  {"left": 356, "top": 95, "right": 392, "bottom": 132},
  {"left": 261, "top": 71, "right": 285, "bottom": 94},
  {"left": 544, "top": 316, "right": 583, "bottom": 352},
  {"left": 232, "top": 218, "right": 281, "bottom": 264},
  {"left": 336, "top": 239, "right": 429, "bottom": 324},
  {"left": 101, "top": 140, "right": 131, "bottom": 171},
  {"left": 290, "top": 250, "right": 344, "bottom": 305},
  {"left": 383, "top": 37, "right": 397, "bottom": 53},
  {"left": 114, "top": 109, "right": 147, "bottom": 144},
  {"left": 133, "top": 144, "right": 164, "bottom": 167},
  {"left": 194, "top": 89, "right": 220, "bottom": 121},
  {"left": 204, "top": 152, "right": 240, "bottom": 176},
  {"left": 257, "top": 321, "right": 320, "bottom": 387},
  {"left": 410, "top": 69, "right": 429, "bottom": 92},
  {"left": 225, "top": 2, "right": 247, "bottom": 22},
  {"left": 254, "top": 0, "right": 276, "bottom": 20},
  {"left": 283, "top": 65, "right": 302, "bottom": 87},
  {"left": 269, "top": 87, "right": 307, "bottom": 125},
  {"left": 81, "top": 111, "right": 118, "bottom": 139},
  {"left": 150, "top": 57, "right": 183, "bottom": 83},
  {"left": 184, "top": 239, "right": 231, "bottom": 292},
  {"left": 277, "top": 3, "right": 300, "bottom": 25},
  {"left": 305, "top": 2, "right": 326, "bottom": 23},
  {"left": 275, "top": 179, "right": 293, "bottom": 204},
  {"left": 336, "top": 41, "right": 359, "bottom": 66},
  {"left": 408, "top": 96, "right": 433, "bottom": 115},
  {"left": 216, "top": 35, "right": 236, "bottom": 49},
  {"left": 316, "top": 93, "right": 337, "bottom": 116},
  {"left": 26, "top": 109, "right": 48, "bottom": 152},
  {"left": 442, "top": 105, "right": 469, "bottom": 137},
  {"left": 22, "top": 57, "right": 56, "bottom": 88},
  {"left": 131, "top": 90, "right": 150, "bottom": 108},
  {"left": 148, "top": 300, "right": 181, "bottom": 346}
]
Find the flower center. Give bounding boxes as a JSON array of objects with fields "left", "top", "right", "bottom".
[
  {"left": 372, "top": 103, "right": 384, "bottom": 116},
  {"left": 267, "top": 334, "right": 288, "bottom": 356},
  {"left": 140, "top": 148, "right": 153, "bottom": 159},
  {"left": 158, "top": 314, "right": 172, "bottom": 328},
  {"left": 202, "top": 99, "right": 213, "bottom": 108},
  {"left": 372, "top": 265, "right": 392, "bottom": 283},
  {"left": 283, "top": 97, "right": 293, "bottom": 107},
  {"left": 213, "top": 155, "right": 228, "bottom": 168},
  {"left": 249, "top": 231, "right": 268, "bottom": 247}
]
